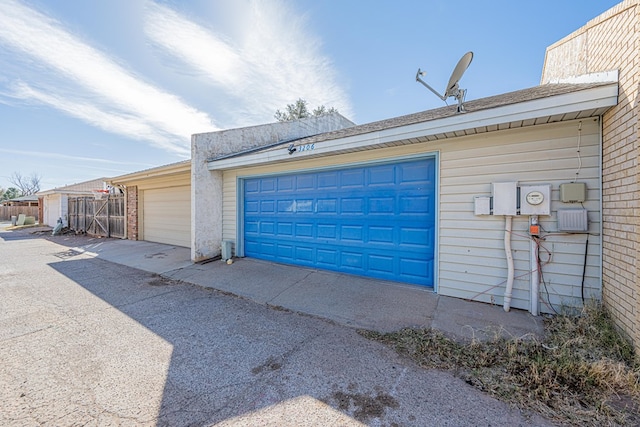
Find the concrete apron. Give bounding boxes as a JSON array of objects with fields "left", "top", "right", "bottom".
[{"left": 66, "top": 236, "right": 544, "bottom": 341}]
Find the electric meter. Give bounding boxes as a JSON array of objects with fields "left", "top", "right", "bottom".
[{"left": 525, "top": 191, "right": 544, "bottom": 206}]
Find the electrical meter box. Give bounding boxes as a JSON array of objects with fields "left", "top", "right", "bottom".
[
  {"left": 520, "top": 184, "right": 552, "bottom": 215},
  {"left": 492, "top": 182, "right": 518, "bottom": 216}
]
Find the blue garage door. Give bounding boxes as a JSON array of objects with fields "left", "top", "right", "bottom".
[{"left": 243, "top": 158, "right": 435, "bottom": 286}]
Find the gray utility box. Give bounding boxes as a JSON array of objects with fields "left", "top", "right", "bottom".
[
  {"left": 557, "top": 209, "right": 588, "bottom": 232},
  {"left": 491, "top": 182, "right": 518, "bottom": 216},
  {"left": 221, "top": 240, "right": 233, "bottom": 260},
  {"left": 560, "top": 182, "right": 586, "bottom": 203}
]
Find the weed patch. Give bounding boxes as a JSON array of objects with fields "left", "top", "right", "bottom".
[{"left": 359, "top": 302, "right": 639, "bottom": 425}]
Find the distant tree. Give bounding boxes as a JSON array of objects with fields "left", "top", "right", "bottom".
[
  {"left": 274, "top": 98, "right": 339, "bottom": 122},
  {"left": 312, "top": 105, "right": 338, "bottom": 116},
  {"left": 9, "top": 172, "right": 41, "bottom": 196},
  {"left": 1, "top": 187, "right": 20, "bottom": 201}
]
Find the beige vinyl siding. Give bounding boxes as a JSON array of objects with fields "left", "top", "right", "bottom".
[
  {"left": 438, "top": 118, "right": 601, "bottom": 311},
  {"left": 141, "top": 185, "right": 191, "bottom": 247},
  {"left": 222, "top": 118, "right": 601, "bottom": 312},
  {"left": 222, "top": 177, "right": 237, "bottom": 253}
]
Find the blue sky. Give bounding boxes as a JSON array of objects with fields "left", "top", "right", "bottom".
[{"left": 0, "top": 0, "right": 620, "bottom": 191}]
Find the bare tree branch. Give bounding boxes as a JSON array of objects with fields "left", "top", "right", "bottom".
[{"left": 9, "top": 172, "right": 41, "bottom": 196}]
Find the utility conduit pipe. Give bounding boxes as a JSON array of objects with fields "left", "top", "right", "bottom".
[
  {"left": 503, "top": 215, "right": 515, "bottom": 312},
  {"left": 530, "top": 215, "right": 539, "bottom": 316}
]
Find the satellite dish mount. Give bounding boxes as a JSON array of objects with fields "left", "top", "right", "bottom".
[{"left": 416, "top": 51, "right": 473, "bottom": 113}]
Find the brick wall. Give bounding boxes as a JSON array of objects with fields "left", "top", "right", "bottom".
[
  {"left": 542, "top": 0, "right": 639, "bottom": 351},
  {"left": 127, "top": 185, "right": 138, "bottom": 241},
  {"left": 38, "top": 197, "right": 44, "bottom": 224}
]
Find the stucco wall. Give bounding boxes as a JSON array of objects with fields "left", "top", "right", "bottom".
[
  {"left": 191, "top": 113, "right": 355, "bottom": 262},
  {"left": 542, "top": 0, "right": 640, "bottom": 349}
]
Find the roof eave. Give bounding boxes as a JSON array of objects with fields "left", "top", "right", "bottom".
[
  {"left": 38, "top": 189, "right": 101, "bottom": 196},
  {"left": 108, "top": 161, "right": 191, "bottom": 185},
  {"left": 208, "top": 82, "right": 618, "bottom": 171}
]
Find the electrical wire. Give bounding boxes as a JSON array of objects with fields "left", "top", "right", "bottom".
[
  {"left": 581, "top": 235, "right": 589, "bottom": 305},
  {"left": 573, "top": 121, "right": 582, "bottom": 183},
  {"left": 469, "top": 225, "right": 590, "bottom": 313},
  {"left": 535, "top": 236, "right": 558, "bottom": 315}
]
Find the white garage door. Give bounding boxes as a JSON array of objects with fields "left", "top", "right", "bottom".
[{"left": 143, "top": 186, "right": 191, "bottom": 247}]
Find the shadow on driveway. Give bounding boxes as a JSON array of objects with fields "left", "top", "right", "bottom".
[{"left": 41, "top": 252, "right": 549, "bottom": 426}]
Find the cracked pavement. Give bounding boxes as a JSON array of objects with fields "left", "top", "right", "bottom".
[{"left": 0, "top": 228, "right": 552, "bottom": 426}]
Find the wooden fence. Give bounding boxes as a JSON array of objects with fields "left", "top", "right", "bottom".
[
  {"left": 0, "top": 206, "right": 39, "bottom": 221},
  {"left": 68, "top": 196, "right": 125, "bottom": 238}
]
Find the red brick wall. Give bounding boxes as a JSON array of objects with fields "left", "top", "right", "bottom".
[
  {"left": 127, "top": 185, "right": 138, "bottom": 240},
  {"left": 542, "top": 0, "right": 639, "bottom": 351},
  {"left": 38, "top": 197, "right": 44, "bottom": 224}
]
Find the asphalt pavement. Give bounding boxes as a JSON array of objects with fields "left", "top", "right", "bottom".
[{"left": 0, "top": 225, "right": 551, "bottom": 426}]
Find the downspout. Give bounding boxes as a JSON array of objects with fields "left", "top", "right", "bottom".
[
  {"left": 503, "top": 215, "right": 515, "bottom": 312},
  {"left": 121, "top": 184, "right": 127, "bottom": 239}
]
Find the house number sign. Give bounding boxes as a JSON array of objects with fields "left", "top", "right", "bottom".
[{"left": 298, "top": 143, "right": 315, "bottom": 152}]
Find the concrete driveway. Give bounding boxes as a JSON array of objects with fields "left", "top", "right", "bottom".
[
  {"left": 0, "top": 227, "right": 551, "bottom": 426},
  {"left": 43, "top": 231, "right": 544, "bottom": 341}
]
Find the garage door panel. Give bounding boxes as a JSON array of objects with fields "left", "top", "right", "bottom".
[
  {"left": 296, "top": 175, "right": 314, "bottom": 190},
  {"left": 341, "top": 169, "right": 364, "bottom": 187},
  {"left": 246, "top": 200, "right": 259, "bottom": 213},
  {"left": 369, "top": 254, "right": 394, "bottom": 273},
  {"left": 277, "top": 176, "right": 295, "bottom": 191},
  {"left": 368, "top": 164, "right": 395, "bottom": 185},
  {"left": 244, "top": 158, "right": 435, "bottom": 286},
  {"left": 400, "top": 161, "right": 433, "bottom": 182},
  {"left": 401, "top": 258, "right": 433, "bottom": 280},
  {"left": 246, "top": 181, "right": 260, "bottom": 193}
]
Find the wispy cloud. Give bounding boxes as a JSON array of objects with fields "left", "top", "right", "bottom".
[
  {"left": 10, "top": 82, "right": 191, "bottom": 155},
  {"left": 0, "top": 0, "right": 217, "bottom": 153},
  {"left": 145, "top": 0, "right": 352, "bottom": 125},
  {"left": 0, "top": 148, "right": 156, "bottom": 167},
  {"left": 145, "top": 3, "right": 246, "bottom": 89}
]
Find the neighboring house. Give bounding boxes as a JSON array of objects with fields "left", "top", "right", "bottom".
[
  {"left": 37, "top": 178, "right": 108, "bottom": 227},
  {"left": 540, "top": 0, "right": 640, "bottom": 352},
  {"left": 108, "top": 161, "right": 191, "bottom": 247},
  {"left": 0, "top": 195, "right": 39, "bottom": 206}
]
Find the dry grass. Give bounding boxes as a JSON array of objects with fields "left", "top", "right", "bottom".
[
  {"left": 359, "top": 302, "right": 639, "bottom": 426},
  {"left": 3, "top": 223, "right": 43, "bottom": 231}
]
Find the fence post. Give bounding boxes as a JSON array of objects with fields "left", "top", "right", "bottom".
[{"left": 106, "top": 196, "right": 110, "bottom": 237}]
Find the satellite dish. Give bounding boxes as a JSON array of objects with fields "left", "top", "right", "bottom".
[{"left": 416, "top": 51, "right": 473, "bottom": 113}]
